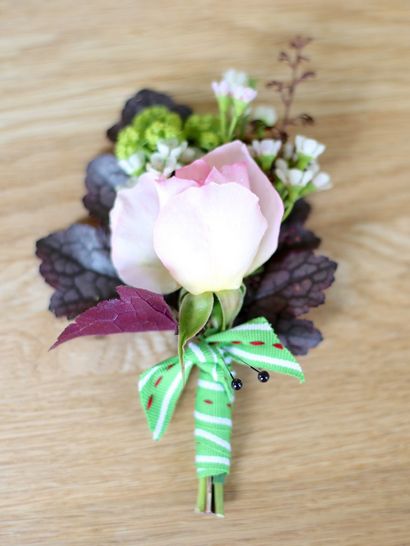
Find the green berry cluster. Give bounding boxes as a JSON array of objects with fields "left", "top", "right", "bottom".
[
  {"left": 115, "top": 106, "right": 184, "bottom": 160},
  {"left": 184, "top": 114, "right": 222, "bottom": 151}
]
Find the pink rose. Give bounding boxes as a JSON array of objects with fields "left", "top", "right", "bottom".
[{"left": 110, "top": 141, "right": 284, "bottom": 295}]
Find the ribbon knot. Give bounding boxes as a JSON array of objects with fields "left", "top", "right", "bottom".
[{"left": 138, "top": 317, "right": 303, "bottom": 478}]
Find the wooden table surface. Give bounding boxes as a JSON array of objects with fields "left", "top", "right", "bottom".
[{"left": 1, "top": 1, "right": 409, "bottom": 544}]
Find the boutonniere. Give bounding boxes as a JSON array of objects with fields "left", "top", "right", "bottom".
[{"left": 37, "top": 36, "right": 337, "bottom": 517}]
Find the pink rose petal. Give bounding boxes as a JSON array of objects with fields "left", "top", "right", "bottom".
[
  {"left": 153, "top": 182, "right": 267, "bottom": 294},
  {"left": 110, "top": 173, "right": 180, "bottom": 294},
  {"left": 175, "top": 159, "right": 211, "bottom": 185}
]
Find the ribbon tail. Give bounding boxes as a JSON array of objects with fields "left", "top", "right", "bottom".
[
  {"left": 194, "top": 367, "right": 233, "bottom": 480},
  {"left": 207, "top": 317, "right": 304, "bottom": 383},
  {"left": 139, "top": 357, "right": 194, "bottom": 441}
]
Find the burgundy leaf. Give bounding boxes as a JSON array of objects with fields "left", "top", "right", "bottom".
[
  {"left": 275, "top": 317, "right": 323, "bottom": 355},
  {"left": 36, "top": 224, "right": 120, "bottom": 319},
  {"left": 83, "top": 154, "right": 129, "bottom": 223},
  {"left": 251, "top": 250, "right": 337, "bottom": 318},
  {"left": 51, "top": 286, "right": 177, "bottom": 349},
  {"left": 107, "top": 89, "right": 192, "bottom": 142}
]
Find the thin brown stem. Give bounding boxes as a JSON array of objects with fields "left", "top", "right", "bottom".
[{"left": 267, "top": 36, "right": 316, "bottom": 139}]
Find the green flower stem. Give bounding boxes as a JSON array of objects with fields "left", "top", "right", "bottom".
[
  {"left": 196, "top": 477, "right": 207, "bottom": 513},
  {"left": 226, "top": 117, "right": 236, "bottom": 141},
  {"left": 213, "top": 481, "right": 224, "bottom": 517},
  {"left": 206, "top": 477, "right": 213, "bottom": 513},
  {"left": 227, "top": 114, "right": 242, "bottom": 141},
  {"left": 282, "top": 202, "right": 294, "bottom": 221},
  {"left": 219, "top": 108, "right": 227, "bottom": 142}
]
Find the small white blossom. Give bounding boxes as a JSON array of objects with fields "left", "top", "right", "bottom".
[
  {"left": 118, "top": 151, "right": 145, "bottom": 175},
  {"left": 251, "top": 139, "right": 281, "bottom": 158},
  {"left": 180, "top": 146, "right": 202, "bottom": 164},
  {"left": 309, "top": 159, "right": 320, "bottom": 176},
  {"left": 251, "top": 105, "right": 277, "bottom": 127},
  {"left": 275, "top": 159, "right": 314, "bottom": 188},
  {"left": 147, "top": 139, "right": 189, "bottom": 177},
  {"left": 288, "top": 169, "right": 314, "bottom": 187},
  {"left": 232, "top": 85, "right": 257, "bottom": 105},
  {"left": 223, "top": 68, "right": 250, "bottom": 88},
  {"left": 295, "top": 135, "right": 326, "bottom": 159},
  {"left": 212, "top": 80, "right": 230, "bottom": 98},
  {"left": 312, "top": 171, "right": 332, "bottom": 190}
]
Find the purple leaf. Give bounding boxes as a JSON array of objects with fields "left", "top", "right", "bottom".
[
  {"left": 284, "top": 198, "right": 312, "bottom": 225},
  {"left": 278, "top": 199, "right": 319, "bottom": 253},
  {"left": 51, "top": 286, "right": 177, "bottom": 349},
  {"left": 275, "top": 317, "right": 323, "bottom": 356},
  {"left": 107, "top": 89, "right": 192, "bottom": 142},
  {"left": 278, "top": 221, "right": 320, "bottom": 252},
  {"left": 83, "top": 154, "right": 129, "bottom": 223},
  {"left": 241, "top": 199, "right": 337, "bottom": 357},
  {"left": 36, "top": 224, "right": 120, "bottom": 319},
  {"left": 250, "top": 250, "right": 337, "bottom": 318}
]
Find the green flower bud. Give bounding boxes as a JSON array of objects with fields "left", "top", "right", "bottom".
[
  {"left": 184, "top": 114, "right": 220, "bottom": 150},
  {"left": 115, "top": 126, "right": 142, "bottom": 160},
  {"left": 144, "top": 121, "right": 183, "bottom": 151},
  {"left": 198, "top": 131, "right": 220, "bottom": 151}
]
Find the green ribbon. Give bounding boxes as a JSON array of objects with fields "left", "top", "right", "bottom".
[{"left": 138, "top": 317, "right": 303, "bottom": 479}]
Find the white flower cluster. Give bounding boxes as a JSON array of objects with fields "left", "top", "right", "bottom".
[
  {"left": 117, "top": 152, "right": 146, "bottom": 177},
  {"left": 275, "top": 135, "right": 331, "bottom": 191},
  {"left": 251, "top": 139, "right": 282, "bottom": 158},
  {"left": 212, "top": 69, "right": 257, "bottom": 106},
  {"left": 146, "top": 139, "right": 200, "bottom": 177},
  {"left": 250, "top": 139, "right": 281, "bottom": 171},
  {"left": 118, "top": 140, "right": 201, "bottom": 179}
]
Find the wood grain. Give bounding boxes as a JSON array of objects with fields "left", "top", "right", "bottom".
[{"left": 1, "top": 1, "right": 410, "bottom": 544}]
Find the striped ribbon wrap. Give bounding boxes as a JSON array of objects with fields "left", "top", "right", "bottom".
[{"left": 138, "top": 317, "right": 304, "bottom": 481}]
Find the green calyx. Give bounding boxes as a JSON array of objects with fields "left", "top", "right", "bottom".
[
  {"left": 178, "top": 285, "right": 246, "bottom": 368},
  {"left": 257, "top": 154, "right": 276, "bottom": 172},
  {"left": 178, "top": 292, "right": 214, "bottom": 374},
  {"left": 177, "top": 287, "right": 246, "bottom": 371},
  {"left": 214, "top": 286, "right": 246, "bottom": 330},
  {"left": 295, "top": 153, "right": 312, "bottom": 170}
]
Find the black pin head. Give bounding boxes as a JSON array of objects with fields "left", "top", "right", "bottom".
[
  {"left": 257, "top": 370, "right": 270, "bottom": 383},
  {"left": 231, "top": 378, "right": 243, "bottom": 391}
]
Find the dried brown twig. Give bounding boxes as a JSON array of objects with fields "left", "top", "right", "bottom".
[{"left": 267, "top": 36, "right": 316, "bottom": 138}]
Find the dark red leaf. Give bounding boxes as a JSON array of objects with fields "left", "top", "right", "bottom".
[
  {"left": 83, "top": 154, "right": 129, "bottom": 223},
  {"left": 107, "top": 89, "right": 192, "bottom": 142},
  {"left": 51, "top": 286, "right": 177, "bottom": 349},
  {"left": 36, "top": 224, "right": 120, "bottom": 319}
]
